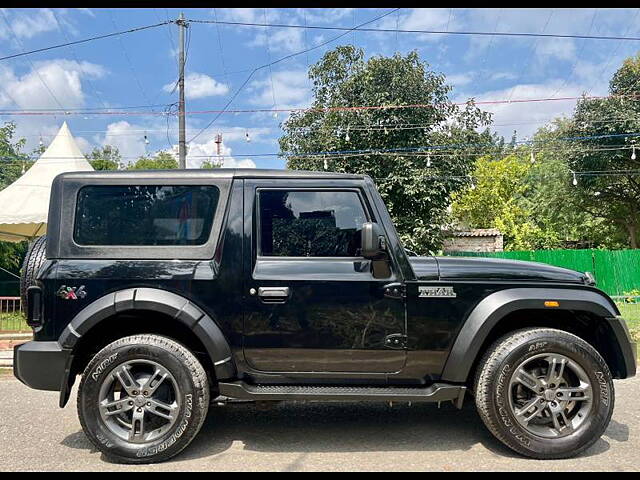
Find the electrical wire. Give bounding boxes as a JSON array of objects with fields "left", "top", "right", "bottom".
[
  {"left": 0, "top": 20, "right": 173, "bottom": 62},
  {"left": 5, "top": 91, "right": 640, "bottom": 117},
  {"left": 186, "top": 8, "right": 401, "bottom": 144},
  {"left": 0, "top": 10, "right": 65, "bottom": 109},
  {"left": 187, "top": 16, "right": 640, "bottom": 42}
]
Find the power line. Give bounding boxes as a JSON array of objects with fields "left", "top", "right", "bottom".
[
  {"left": 4, "top": 91, "right": 639, "bottom": 117},
  {"left": 0, "top": 9, "right": 65, "bottom": 109},
  {"left": 3, "top": 131, "right": 640, "bottom": 164},
  {"left": 186, "top": 8, "right": 401, "bottom": 144},
  {"left": 50, "top": 9, "right": 109, "bottom": 110},
  {"left": 550, "top": 8, "right": 599, "bottom": 98},
  {"left": 108, "top": 9, "right": 153, "bottom": 107},
  {"left": 187, "top": 16, "right": 640, "bottom": 42},
  {"left": 0, "top": 20, "right": 173, "bottom": 62}
]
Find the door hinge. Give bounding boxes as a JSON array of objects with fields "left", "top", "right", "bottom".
[
  {"left": 383, "top": 282, "right": 405, "bottom": 299},
  {"left": 384, "top": 333, "right": 407, "bottom": 349}
]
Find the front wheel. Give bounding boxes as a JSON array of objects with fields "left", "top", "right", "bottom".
[
  {"left": 474, "top": 327, "right": 614, "bottom": 459},
  {"left": 78, "top": 334, "right": 210, "bottom": 463}
]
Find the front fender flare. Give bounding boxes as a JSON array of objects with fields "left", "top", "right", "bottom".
[
  {"left": 440, "top": 287, "right": 619, "bottom": 384},
  {"left": 58, "top": 288, "right": 235, "bottom": 406}
]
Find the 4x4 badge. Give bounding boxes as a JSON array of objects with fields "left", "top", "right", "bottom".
[{"left": 57, "top": 285, "right": 87, "bottom": 300}]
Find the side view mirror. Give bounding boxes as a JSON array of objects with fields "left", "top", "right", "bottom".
[{"left": 361, "top": 222, "right": 387, "bottom": 259}]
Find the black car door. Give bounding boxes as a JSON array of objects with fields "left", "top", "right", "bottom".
[{"left": 241, "top": 179, "right": 407, "bottom": 374}]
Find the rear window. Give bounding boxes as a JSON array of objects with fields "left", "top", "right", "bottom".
[{"left": 74, "top": 185, "right": 219, "bottom": 246}]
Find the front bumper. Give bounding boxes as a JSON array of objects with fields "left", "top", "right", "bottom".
[{"left": 13, "top": 341, "right": 71, "bottom": 391}]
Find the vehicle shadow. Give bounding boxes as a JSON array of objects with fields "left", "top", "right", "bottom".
[
  {"left": 181, "top": 400, "right": 612, "bottom": 461},
  {"left": 61, "top": 400, "right": 617, "bottom": 464}
]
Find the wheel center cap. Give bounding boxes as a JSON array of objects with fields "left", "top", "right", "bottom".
[
  {"left": 134, "top": 395, "right": 146, "bottom": 407},
  {"left": 544, "top": 389, "right": 556, "bottom": 401}
]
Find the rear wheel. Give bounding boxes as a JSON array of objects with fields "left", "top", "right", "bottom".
[
  {"left": 78, "top": 334, "right": 210, "bottom": 463},
  {"left": 474, "top": 328, "right": 614, "bottom": 459}
]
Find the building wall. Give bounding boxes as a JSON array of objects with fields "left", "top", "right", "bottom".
[{"left": 443, "top": 234, "right": 504, "bottom": 253}]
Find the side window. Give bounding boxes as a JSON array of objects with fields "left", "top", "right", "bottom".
[
  {"left": 258, "top": 190, "right": 368, "bottom": 257},
  {"left": 74, "top": 185, "right": 219, "bottom": 246}
]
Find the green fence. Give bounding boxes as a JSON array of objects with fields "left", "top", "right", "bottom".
[{"left": 446, "top": 249, "right": 640, "bottom": 296}]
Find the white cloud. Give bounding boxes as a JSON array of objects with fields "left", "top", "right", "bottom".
[
  {"left": 0, "top": 8, "right": 58, "bottom": 40},
  {"left": 163, "top": 72, "right": 229, "bottom": 99},
  {"left": 457, "top": 80, "right": 597, "bottom": 139},
  {"left": 249, "top": 69, "right": 311, "bottom": 109},
  {"left": 216, "top": 8, "right": 266, "bottom": 23},
  {"left": 447, "top": 73, "right": 473, "bottom": 88},
  {"left": 0, "top": 59, "right": 105, "bottom": 110},
  {"left": 100, "top": 121, "right": 148, "bottom": 162},
  {"left": 248, "top": 28, "right": 306, "bottom": 53},
  {"left": 182, "top": 136, "right": 256, "bottom": 169},
  {"left": 377, "top": 8, "right": 459, "bottom": 43}
]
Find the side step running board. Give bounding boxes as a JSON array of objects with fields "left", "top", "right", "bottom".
[{"left": 218, "top": 382, "right": 466, "bottom": 409}]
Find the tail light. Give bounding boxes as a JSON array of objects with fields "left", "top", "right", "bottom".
[{"left": 26, "top": 286, "right": 43, "bottom": 328}]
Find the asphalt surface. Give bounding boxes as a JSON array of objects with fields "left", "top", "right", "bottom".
[{"left": 0, "top": 373, "right": 637, "bottom": 471}]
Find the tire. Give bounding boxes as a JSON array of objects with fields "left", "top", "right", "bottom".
[
  {"left": 474, "top": 327, "right": 614, "bottom": 459},
  {"left": 20, "top": 235, "right": 47, "bottom": 311},
  {"left": 78, "top": 334, "right": 210, "bottom": 464}
]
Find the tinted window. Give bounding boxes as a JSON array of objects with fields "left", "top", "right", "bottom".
[
  {"left": 259, "top": 190, "right": 367, "bottom": 257},
  {"left": 74, "top": 185, "right": 219, "bottom": 246}
]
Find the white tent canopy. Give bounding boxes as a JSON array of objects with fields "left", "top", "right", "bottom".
[{"left": 0, "top": 122, "right": 94, "bottom": 242}]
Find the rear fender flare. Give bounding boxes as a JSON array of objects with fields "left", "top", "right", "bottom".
[
  {"left": 58, "top": 287, "right": 235, "bottom": 381},
  {"left": 440, "top": 287, "right": 619, "bottom": 383}
]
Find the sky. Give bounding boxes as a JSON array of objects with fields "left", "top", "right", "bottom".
[{"left": 0, "top": 7, "right": 639, "bottom": 169}]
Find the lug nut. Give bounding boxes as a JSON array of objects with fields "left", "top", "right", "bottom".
[
  {"left": 137, "top": 407, "right": 142, "bottom": 412},
  {"left": 128, "top": 401, "right": 133, "bottom": 406},
  {"left": 133, "top": 391, "right": 138, "bottom": 395},
  {"left": 143, "top": 391, "right": 148, "bottom": 396},
  {"left": 551, "top": 401, "right": 557, "bottom": 407},
  {"left": 146, "top": 402, "right": 151, "bottom": 406},
  {"left": 557, "top": 392, "right": 562, "bottom": 397}
]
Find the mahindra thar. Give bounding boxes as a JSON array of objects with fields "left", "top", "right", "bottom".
[{"left": 13, "top": 168, "right": 636, "bottom": 463}]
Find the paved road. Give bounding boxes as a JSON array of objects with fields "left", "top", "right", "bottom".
[{"left": 0, "top": 374, "right": 637, "bottom": 471}]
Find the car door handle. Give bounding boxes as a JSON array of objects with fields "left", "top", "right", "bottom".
[{"left": 258, "top": 286, "right": 291, "bottom": 304}]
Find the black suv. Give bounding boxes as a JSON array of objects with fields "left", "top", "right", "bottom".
[{"left": 14, "top": 169, "right": 636, "bottom": 463}]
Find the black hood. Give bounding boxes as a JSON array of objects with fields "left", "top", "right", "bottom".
[{"left": 409, "top": 255, "right": 590, "bottom": 284}]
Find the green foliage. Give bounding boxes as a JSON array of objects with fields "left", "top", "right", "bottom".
[
  {"left": 0, "top": 122, "right": 32, "bottom": 272},
  {"left": 199, "top": 159, "right": 222, "bottom": 169},
  {"left": 558, "top": 54, "right": 640, "bottom": 248},
  {"left": 86, "top": 145, "right": 122, "bottom": 171},
  {"left": 0, "top": 312, "right": 27, "bottom": 332},
  {"left": 127, "top": 151, "right": 178, "bottom": 170},
  {"left": 280, "top": 45, "right": 495, "bottom": 253},
  {"left": 0, "top": 122, "right": 33, "bottom": 190}
]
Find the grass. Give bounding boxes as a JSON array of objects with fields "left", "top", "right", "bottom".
[
  {"left": 0, "top": 312, "right": 28, "bottom": 333},
  {"left": 617, "top": 302, "right": 640, "bottom": 344}
]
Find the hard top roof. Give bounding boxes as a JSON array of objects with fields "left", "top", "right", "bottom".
[{"left": 56, "top": 168, "right": 367, "bottom": 181}]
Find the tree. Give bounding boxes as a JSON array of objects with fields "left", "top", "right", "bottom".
[
  {"left": 451, "top": 153, "right": 559, "bottom": 250},
  {"left": 280, "top": 46, "right": 495, "bottom": 254},
  {"left": 0, "top": 122, "right": 33, "bottom": 190},
  {"left": 127, "top": 151, "right": 178, "bottom": 170},
  {"left": 86, "top": 145, "right": 122, "bottom": 171},
  {"left": 200, "top": 159, "right": 222, "bottom": 169},
  {"left": 0, "top": 122, "right": 32, "bottom": 273},
  {"left": 560, "top": 53, "right": 640, "bottom": 248},
  {"left": 450, "top": 139, "right": 622, "bottom": 250}
]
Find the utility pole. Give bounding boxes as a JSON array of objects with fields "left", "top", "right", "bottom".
[{"left": 177, "top": 12, "right": 187, "bottom": 169}]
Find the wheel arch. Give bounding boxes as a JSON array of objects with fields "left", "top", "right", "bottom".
[
  {"left": 58, "top": 288, "right": 236, "bottom": 407},
  {"left": 440, "top": 287, "right": 633, "bottom": 385}
]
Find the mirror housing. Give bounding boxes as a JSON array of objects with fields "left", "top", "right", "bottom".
[{"left": 361, "top": 222, "right": 387, "bottom": 259}]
